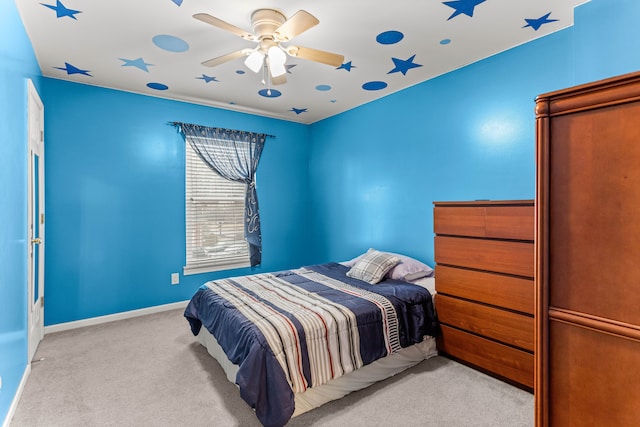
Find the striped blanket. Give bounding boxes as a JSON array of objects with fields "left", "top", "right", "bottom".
[{"left": 184, "top": 262, "right": 438, "bottom": 427}]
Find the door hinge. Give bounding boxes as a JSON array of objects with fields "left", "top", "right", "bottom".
[
  {"left": 41, "top": 213, "right": 45, "bottom": 225},
  {"left": 40, "top": 296, "right": 44, "bottom": 308},
  {"left": 40, "top": 130, "right": 44, "bottom": 142}
]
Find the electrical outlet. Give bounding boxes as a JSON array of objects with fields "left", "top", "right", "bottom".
[{"left": 171, "top": 273, "right": 179, "bottom": 285}]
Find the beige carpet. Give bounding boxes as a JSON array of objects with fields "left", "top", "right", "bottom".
[{"left": 10, "top": 308, "right": 533, "bottom": 426}]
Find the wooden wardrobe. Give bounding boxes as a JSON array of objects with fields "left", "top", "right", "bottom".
[{"left": 535, "top": 71, "right": 640, "bottom": 426}]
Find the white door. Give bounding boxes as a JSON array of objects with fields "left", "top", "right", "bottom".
[{"left": 27, "top": 79, "right": 45, "bottom": 362}]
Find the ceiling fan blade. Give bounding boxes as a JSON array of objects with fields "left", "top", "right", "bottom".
[
  {"left": 286, "top": 46, "right": 344, "bottom": 67},
  {"left": 273, "top": 10, "right": 319, "bottom": 42},
  {"left": 193, "top": 13, "right": 256, "bottom": 41},
  {"left": 202, "top": 49, "right": 252, "bottom": 67},
  {"left": 271, "top": 74, "right": 287, "bottom": 86}
]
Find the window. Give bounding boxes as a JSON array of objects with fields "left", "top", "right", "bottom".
[{"left": 184, "top": 143, "right": 250, "bottom": 274}]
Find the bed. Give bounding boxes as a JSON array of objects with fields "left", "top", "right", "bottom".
[{"left": 184, "top": 250, "right": 439, "bottom": 427}]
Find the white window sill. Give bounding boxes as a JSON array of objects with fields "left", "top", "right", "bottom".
[{"left": 183, "top": 261, "right": 251, "bottom": 276}]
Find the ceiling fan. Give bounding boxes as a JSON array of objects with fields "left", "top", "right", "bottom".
[{"left": 194, "top": 9, "right": 344, "bottom": 85}]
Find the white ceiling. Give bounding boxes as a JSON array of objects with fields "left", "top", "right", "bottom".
[{"left": 15, "top": 0, "right": 588, "bottom": 124}]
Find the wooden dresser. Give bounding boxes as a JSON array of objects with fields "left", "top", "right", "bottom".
[
  {"left": 433, "top": 200, "right": 535, "bottom": 389},
  {"left": 536, "top": 72, "right": 640, "bottom": 425}
]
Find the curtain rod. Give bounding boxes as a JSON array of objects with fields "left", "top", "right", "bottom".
[{"left": 169, "top": 121, "right": 275, "bottom": 139}]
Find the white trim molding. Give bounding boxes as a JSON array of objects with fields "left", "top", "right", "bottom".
[
  {"left": 2, "top": 364, "right": 31, "bottom": 427},
  {"left": 44, "top": 300, "right": 190, "bottom": 334}
]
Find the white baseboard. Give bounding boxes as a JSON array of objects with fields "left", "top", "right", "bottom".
[
  {"left": 2, "top": 363, "right": 31, "bottom": 427},
  {"left": 44, "top": 300, "right": 190, "bottom": 334}
]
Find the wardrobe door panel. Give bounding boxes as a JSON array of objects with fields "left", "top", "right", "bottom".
[
  {"left": 549, "top": 321, "right": 640, "bottom": 426},
  {"left": 548, "top": 101, "right": 640, "bottom": 326}
]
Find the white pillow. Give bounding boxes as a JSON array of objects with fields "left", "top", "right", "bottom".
[{"left": 386, "top": 253, "right": 434, "bottom": 281}]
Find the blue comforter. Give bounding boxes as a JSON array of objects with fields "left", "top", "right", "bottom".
[{"left": 184, "top": 262, "right": 438, "bottom": 426}]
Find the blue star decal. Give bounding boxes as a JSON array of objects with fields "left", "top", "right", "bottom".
[
  {"left": 197, "top": 74, "right": 219, "bottom": 83},
  {"left": 523, "top": 12, "right": 558, "bottom": 31},
  {"left": 388, "top": 55, "right": 422, "bottom": 76},
  {"left": 285, "top": 64, "right": 297, "bottom": 74},
  {"left": 54, "top": 62, "right": 92, "bottom": 76},
  {"left": 443, "top": 0, "right": 486, "bottom": 20},
  {"left": 119, "top": 58, "right": 153, "bottom": 72},
  {"left": 290, "top": 108, "right": 307, "bottom": 115},
  {"left": 337, "top": 61, "right": 355, "bottom": 72},
  {"left": 41, "top": 1, "right": 82, "bottom": 20}
]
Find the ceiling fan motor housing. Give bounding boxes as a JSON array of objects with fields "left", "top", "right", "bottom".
[{"left": 251, "top": 9, "right": 286, "bottom": 39}]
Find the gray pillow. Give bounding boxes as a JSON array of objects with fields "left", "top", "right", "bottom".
[{"left": 346, "top": 249, "right": 401, "bottom": 284}]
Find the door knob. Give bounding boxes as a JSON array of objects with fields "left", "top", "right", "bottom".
[{"left": 31, "top": 238, "right": 42, "bottom": 244}]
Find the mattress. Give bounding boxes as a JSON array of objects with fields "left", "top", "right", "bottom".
[{"left": 196, "top": 326, "right": 437, "bottom": 418}]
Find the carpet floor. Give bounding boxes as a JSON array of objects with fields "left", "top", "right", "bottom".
[{"left": 10, "top": 308, "right": 533, "bottom": 426}]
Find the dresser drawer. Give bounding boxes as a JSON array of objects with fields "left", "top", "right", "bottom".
[
  {"left": 434, "top": 205, "right": 534, "bottom": 240},
  {"left": 435, "top": 265, "right": 533, "bottom": 314},
  {"left": 438, "top": 325, "right": 534, "bottom": 388},
  {"left": 436, "top": 294, "right": 534, "bottom": 351},
  {"left": 435, "top": 236, "right": 534, "bottom": 278}
]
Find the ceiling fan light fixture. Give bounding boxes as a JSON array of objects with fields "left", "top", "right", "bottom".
[
  {"left": 267, "top": 45, "right": 287, "bottom": 77},
  {"left": 245, "top": 50, "right": 265, "bottom": 73}
]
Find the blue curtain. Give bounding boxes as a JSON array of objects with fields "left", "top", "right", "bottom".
[{"left": 175, "top": 123, "right": 267, "bottom": 267}]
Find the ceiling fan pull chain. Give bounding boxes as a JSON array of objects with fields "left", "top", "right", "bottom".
[{"left": 266, "top": 65, "right": 272, "bottom": 96}]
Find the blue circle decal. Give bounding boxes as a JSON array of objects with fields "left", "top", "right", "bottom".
[
  {"left": 152, "top": 35, "right": 189, "bottom": 52},
  {"left": 440, "top": 39, "right": 452, "bottom": 45},
  {"left": 376, "top": 31, "right": 404, "bottom": 45},
  {"left": 315, "top": 85, "right": 331, "bottom": 91},
  {"left": 258, "top": 88, "right": 282, "bottom": 98},
  {"left": 362, "top": 81, "right": 388, "bottom": 91},
  {"left": 236, "top": 70, "right": 246, "bottom": 74},
  {"left": 147, "top": 82, "right": 169, "bottom": 90}
]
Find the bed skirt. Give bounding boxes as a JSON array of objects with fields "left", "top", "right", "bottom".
[{"left": 196, "top": 327, "right": 437, "bottom": 418}]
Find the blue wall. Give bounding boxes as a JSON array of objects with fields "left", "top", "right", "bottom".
[
  {"left": 41, "top": 78, "right": 313, "bottom": 325},
  {"left": 0, "top": 0, "right": 41, "bottom": 421},
  {"left": 573, "top": 0, "right": 640, "bottom": 84},
  {"left": 308, "top": 0, "right": 640, "bottom": 266},
  {"left": 3, "top": 0, "right": 640, "bottom": 423}
]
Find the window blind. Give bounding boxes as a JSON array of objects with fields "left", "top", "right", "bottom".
[{"left": 184, "top": 143, "right": 249, "bottom": 274}]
